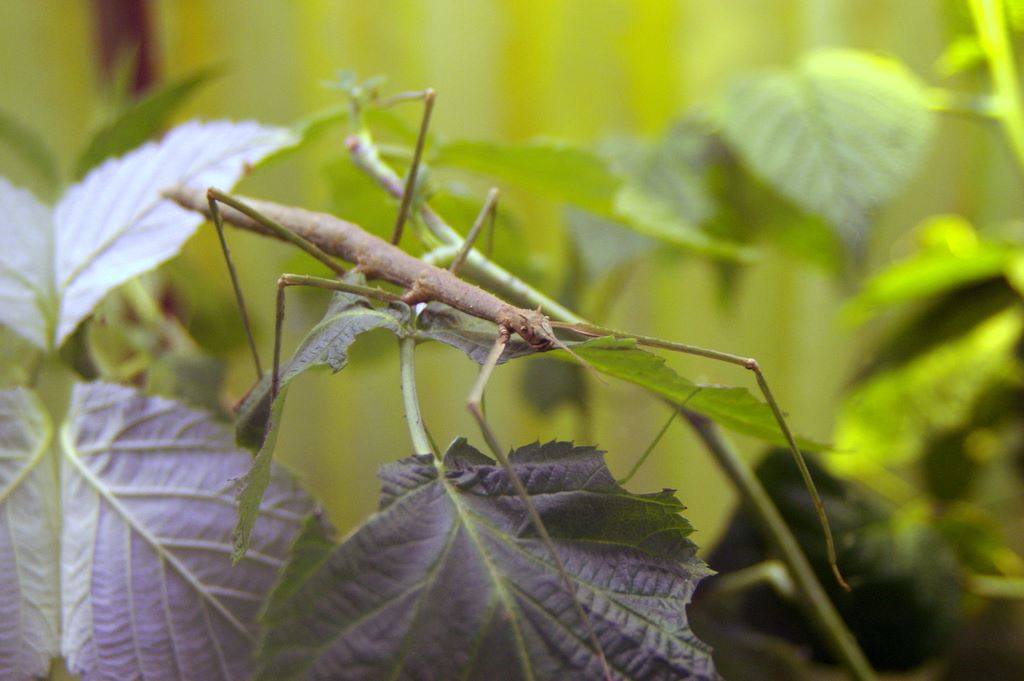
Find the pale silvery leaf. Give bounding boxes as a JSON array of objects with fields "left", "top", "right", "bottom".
[
  {"left": 0, "top": 179, "right": 54, "bottom": 349},
  {"left": 0, "top": 120, "right": 296, "bottom": 350},
  {"left": 61, "top": 382, "right": 313, "bottom": 681},
  {"left": 0, "top": 388, "right": 60, "bottom": 680},
  {"left": 53, "top": 120, "right": 296, "bottom": 346}
]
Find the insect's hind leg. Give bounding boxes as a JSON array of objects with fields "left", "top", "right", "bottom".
[{"left": 465, "top": 329, "right": 612, "bottom": 680}]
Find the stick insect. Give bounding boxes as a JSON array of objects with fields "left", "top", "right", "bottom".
[{"left": 170, "top": 85, "right": 852, "bottom": 678}]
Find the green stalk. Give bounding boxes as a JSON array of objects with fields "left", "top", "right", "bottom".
[
  {"left": 399, "top": 336, "right": 433, "bottom": 457},
  {"left": 970, "top": 0, "right": 1024, "bottom": 176}
]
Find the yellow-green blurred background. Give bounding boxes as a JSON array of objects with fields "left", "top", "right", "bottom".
[{"left": 1, "top": 0, "right": 1019, "bottom": 554}]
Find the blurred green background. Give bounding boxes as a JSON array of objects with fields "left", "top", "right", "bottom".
[
  {"left": 1, "top": 0, "right": 1018, "bottom": 547},
  {"left": 2, "top": 5, "right": 1023, "bottom": 677}
]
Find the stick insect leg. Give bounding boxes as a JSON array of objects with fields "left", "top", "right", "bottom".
[
  {"left": 467, "top": 331, "right": 612, "bottom": 680},
  {"left": 208, "top": 193, "right": 263, "bottom": 380},
  {"left": 553, "top": 321, "right": 849, "bottom": 590},
  {"left": 386, "top": 89, "right": 436, "bottom": 246},
  {"left": 205, "top": 186, "right": 354, "bottom": 399},
  {"left": 449, "top": 188, "right": 499, "bottom": 276}
]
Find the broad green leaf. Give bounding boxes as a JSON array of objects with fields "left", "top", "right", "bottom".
[
  {"left": 0, "top": 388, "right": 59, "bottom": 680},
  {"left": 718, "top": 49, "right": 934, "bottom": 246},
  {"left": 853, "top": 277, "right": 1018, "bottom": 379},
  {"left": 835, "top": 307, "right": 1022, "bottom": 468},
  {"left": 436, "top": 138, "right": 621, "bottom": 216},
  {"left": 73, "top": 67, "right": 220, "bottom": 179},
  {"left": 556, "top": 337, "right": 826, "bottom": 451},
  {"left": 60, "top": 382, "right": 314, "bottom": 681},
  {"left": 844, "top": 217, "right": 1018, "bottom": 323},
  {"left": 0, "top": 108, "right": 60, "bottom": 195},
  {"left": 438, "top": 135, "right": 748, "bottom": 260},
  {"left": 935, "top": 35, "right": 985, "bottom": 77},
  {"left": 0, "top": 120, "right": 296, "bottom": 350},
  {"left": 602, "top": 122, "right": 752, "bottom": 262},
  {"left": 257, "top": 439, "right": 718, "bottom": 681},
  {"left": 624, "top": 120, "right": 717, "bottom": 227},
  {"left": 613, "top": 185, "right": 752, "bottom": 260}
]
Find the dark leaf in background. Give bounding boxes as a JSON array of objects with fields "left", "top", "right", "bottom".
[
  {"left": 699, "top": 449, "right": 962, "bottom": 672},
  {"left": 257, "top": 439, "right": 719, "bottom": 681},
  {"left": 852, "top": 276, "right": 1018, "bottom": 382}
]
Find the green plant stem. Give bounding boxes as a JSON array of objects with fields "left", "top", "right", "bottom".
[
  {"left": 683, "top": 411, "right": 877, "bottom": 681},
  {"left": 399, "top": 336, "right": 433, "bottom": 457},
  {"left": 703, "top": 559, "right": 794, "bottom": 601},
  {"left": 970, "top": 0, "right": 1024, "bottom": 176},
  {"left": 618, "top": 408, "right": 676, "bottom": 485}
]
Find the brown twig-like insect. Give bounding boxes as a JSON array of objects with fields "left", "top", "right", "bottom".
[{"left": 168, "top": 85, "right": 860, "bottom": 680}]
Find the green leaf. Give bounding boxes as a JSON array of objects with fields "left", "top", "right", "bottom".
[
  {"left": 613, "top": 184, "right": 754, "bottom": 260},
  {"left": 565, "top": 208, "right": 657, "bottom": 284},
  {"left": 0, "top": 108, "right": 60, "bottom": 195},
  {"left": 257, "top": 439, "right": 718, "bottom": 681},
  {"left": 0, "top": 388, "right": 60, "bottom": 679},
  {"left": 556, "top": 337, "right": 826, "bottom": 451},
  {"left": 835, "top": 307, "right": 1022, "bottom": 467},
  {"left": 718, "top": 49, "right": 935, "bottom": 247},
  {"left": 935, "top": 34, "right": 985, "bottom": 77},
  {"left": 234, "top": 274, "right": 409, "bottom": 450},
  {"left": 73, "top": 67, "right": 220, "bottom": 179},
  {"left": 599, "top": 123, "right": 752, "bottom": 262},
  {"left": 844, "top": 217, "right": 1018, "bottom": 323},
  {"left": 438, "top": 135, "right": 749, "bottom": 260},
  {"left": 436, "top": 138, "right": 621, "bottom": 216},
  {"left": 853, "top": 277, "right": 1018, "bottom": 379}
]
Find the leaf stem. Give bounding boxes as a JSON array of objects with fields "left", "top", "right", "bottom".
[
  {"left": 682, "top": 411, "right": 877, "bottom": 681},
  {"left": 399, "top": 336, "right": 433, "bottom": 457},
  {"left": 617, "top": 407, "right": 676, "bottom": 485},
  {"left": 967, "top": 573, "right": 1024, "bottom": 600},
  {"left": 970, "top": 0, "right": 1024, "bottom": 177},
  {"left": 702, "top": 559, "right": 795, "bottom": 600}
]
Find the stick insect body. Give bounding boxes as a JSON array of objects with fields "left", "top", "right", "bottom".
[{"left": 168, "top": 87, "right": 853, "bottom": 680}]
